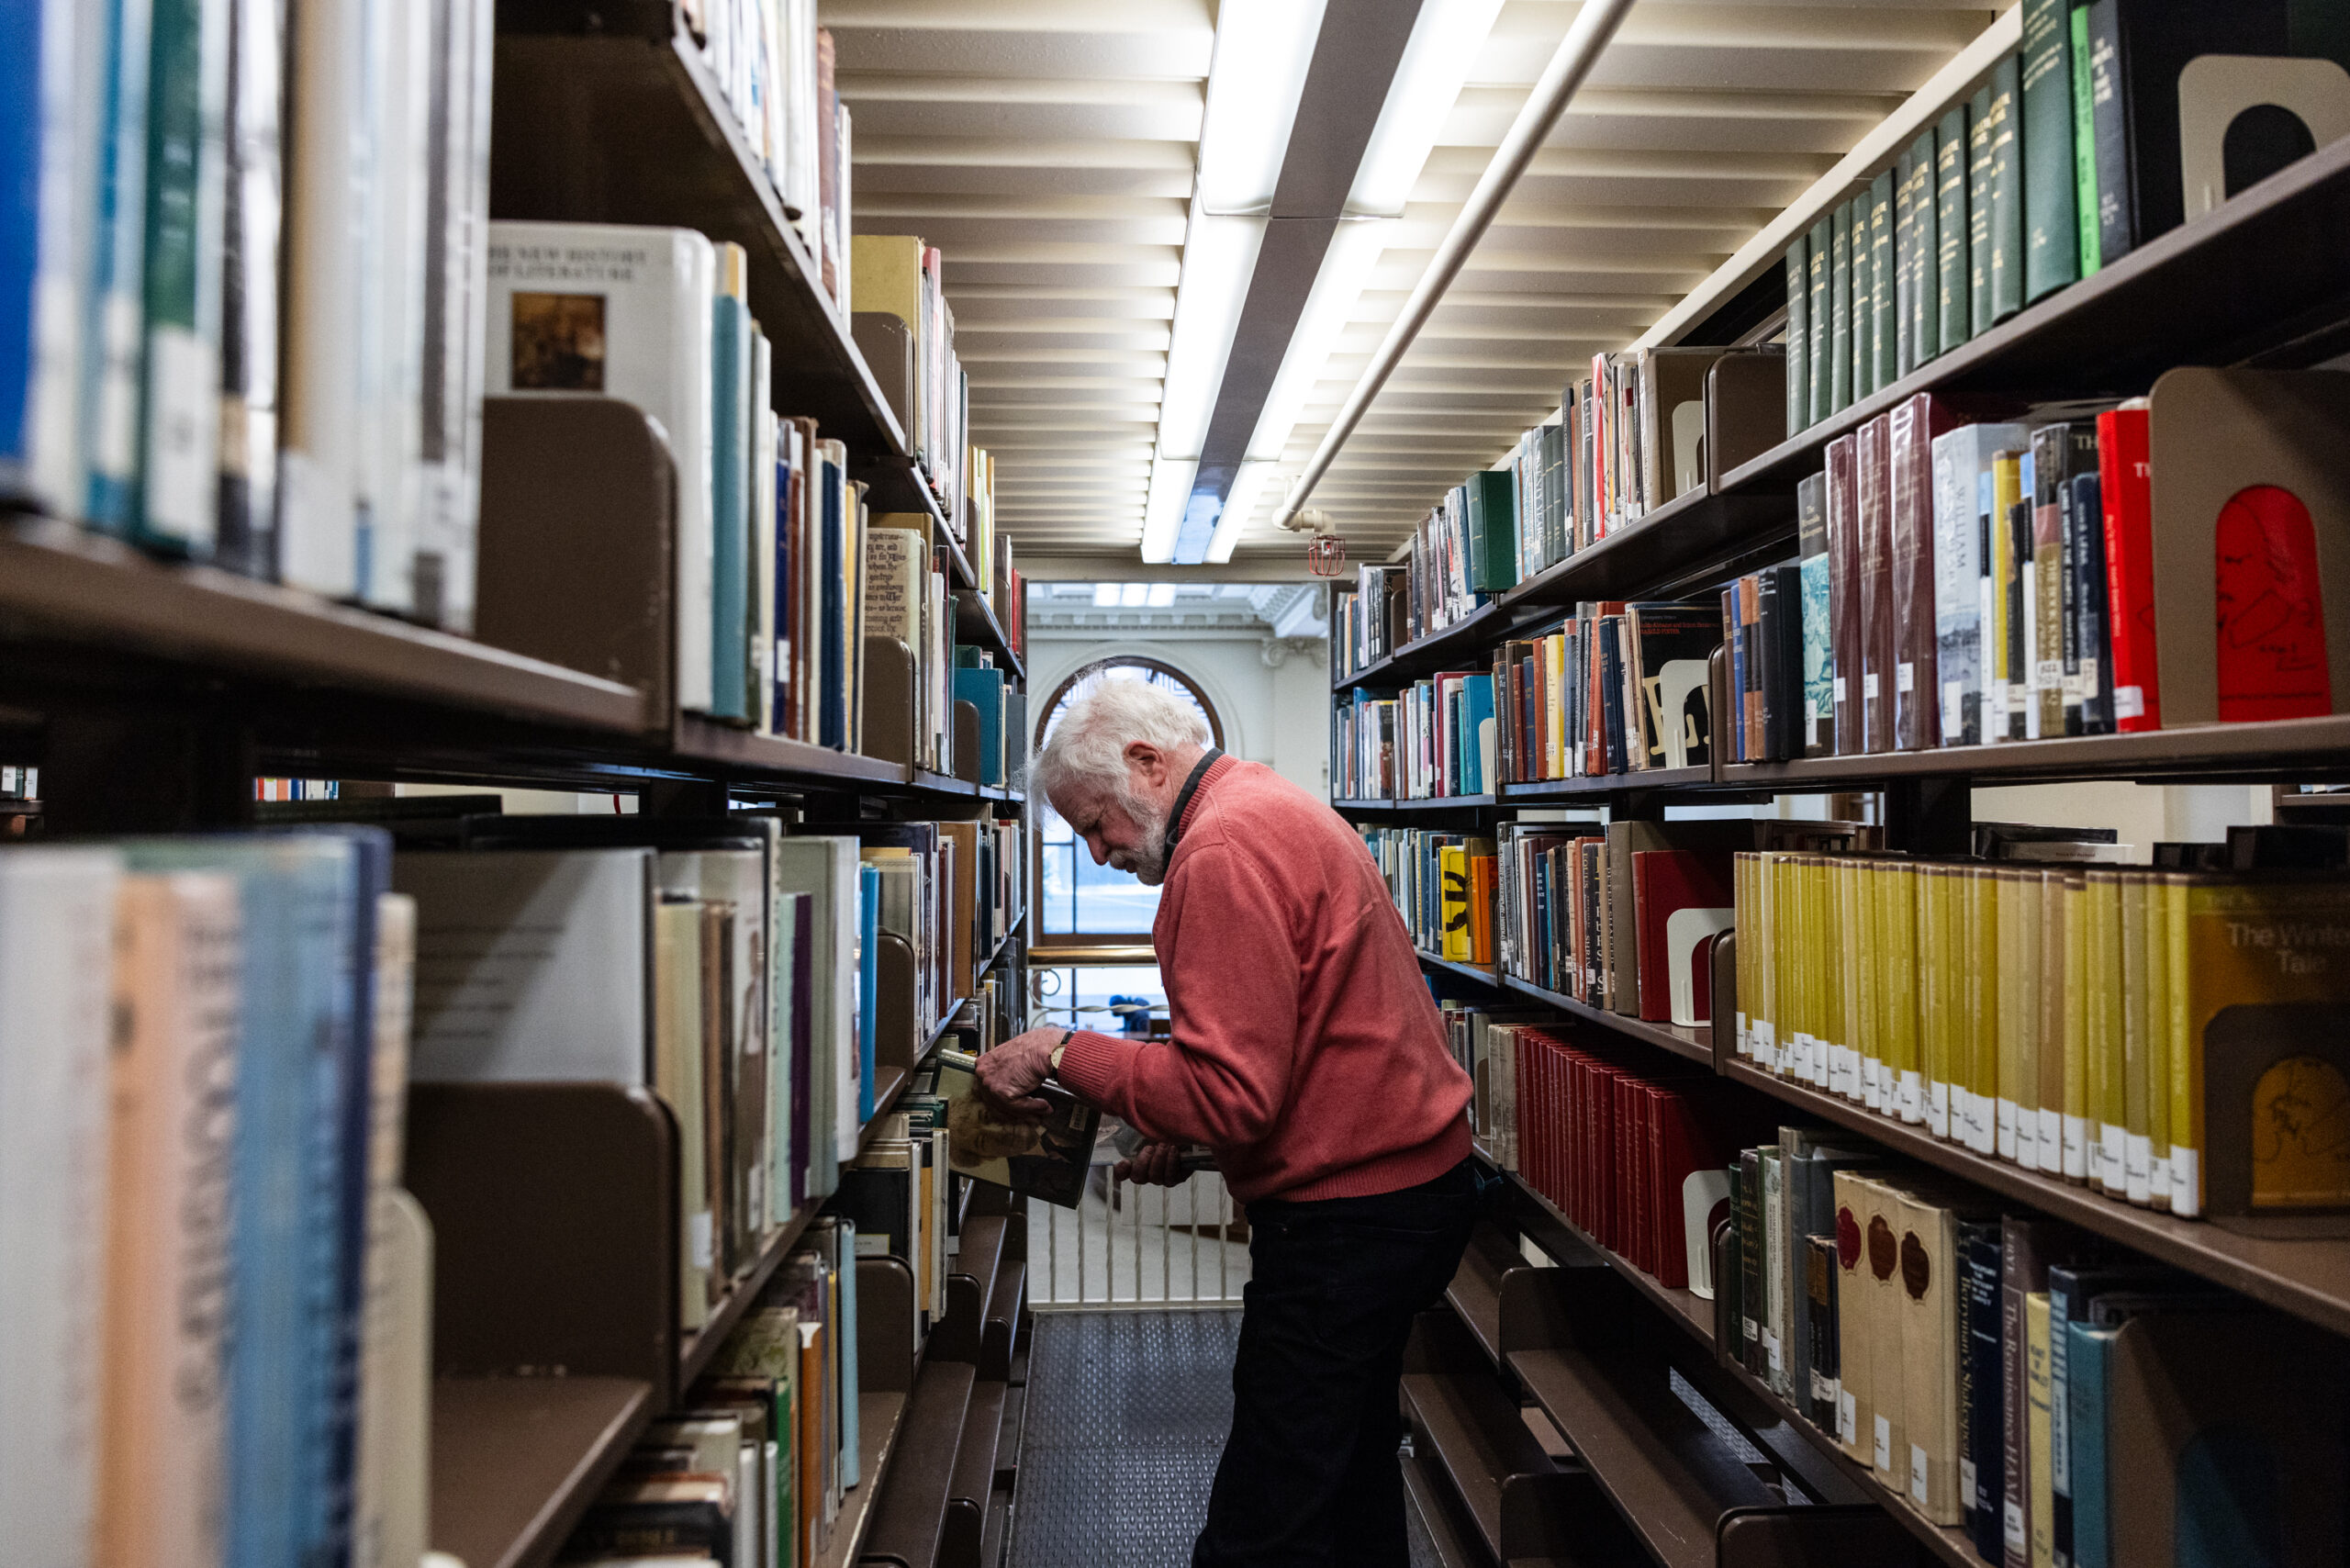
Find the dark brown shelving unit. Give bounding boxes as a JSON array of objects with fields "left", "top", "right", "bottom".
[
  {"left": 952, "top": 589, "right": 1024, "bottom": 682},
  {"left": 1497, "top": 488, "right": 1796, "bottom": 610},
  {"left": 1333, "top": 598, "right": 1517, "bottom": 693},
  {"left": 677, "top": 1206, "right": 820, "bottom": 1391},
  {"left": 1496, "top": 973, "right": 1714, "bottom": 1068},
  {"left": 1501, "top": 1166, "right": 1715, "bottom": 1350},
  {"left": 1503, "top": 767, "right": 1716, "bottom": 801},
  {"left": 1416, "top": 947, "right": 1502, "bottom": 990},
  {"left": 1337, "top": 792, "right": 1500, "bottom": 812},
  {"left": 431, "top": 1374, "right": 655, "bottom": 1568},
  {"left": 813, "top": 1390, "right": 916, "bottom": 1568}
]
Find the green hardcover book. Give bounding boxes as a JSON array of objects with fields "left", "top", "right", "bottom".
[
  {"left": 2020, "top": 0, "right": 2080, "bottom": 304},
  {"left": 1986, "top": 53, "right": 2024, "bottom": 325},
  {"left": 1847, "top": 196, "right": 1874, "bottom": 404},
  {"left": 1907, "top": 129, "right": 1940, "bottom": 365},
  {"left": 1868, "top": 170, "right": 1897, "bottom": 394},
  {"left": 1807, "top": 216, "right": 1833, "bottom": 426},
  {"left": 1463, "top": 469, "right": 1519, "bottom": 593},
  {"left": 1830, "top": 202, "right": 1853, "bottom": 413},
  {"left": 1936, "top": 107, "right": 1971, "bottom": 349},
  {"left": 2068, "top": 3, "right": 2101, "bottom": 278},
  {"left": 1967, "top": 84, "right": 1996, "bottom": 339},
  {"left": 138, "top": 0, "right": 229, "bottom": 554},
  {"left": 1894, "top": 147, "right": 1917, "bottom": 380},
  {"left": 1785, "top": 239, "right": 1809, "bottom": 435}
]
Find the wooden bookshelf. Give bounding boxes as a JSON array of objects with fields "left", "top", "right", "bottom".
[
  {"left": 813, "top": 1390, "right": 916, "bottom": 1568},
  {"left": 1496, "top": 489, "right": 1795, "bottom": 611},
  {"left": 430, "top": 1374, "right": 655, "bottom": 1568},
  {"left": 1416, "top": 948, "right": 1501, "bottom": 990},
  {"left": 1503, "top": 767, "right": 1716, "bottom": 801},
  {"left": 953, "top": 589, "right": 1024, "bottom": 681},
  {"left": 1337, "top": 793, "right": 1500, "bottom": 812},
  {"left": 677, "top": 1205, "right": 820, "bottom": 1391},
  {"left": 1499, "top": 1166, "right": 1715, "bottom": 1350},
  {"left": 1333, "top": 597, "right": 1517, "bottom": 693}
]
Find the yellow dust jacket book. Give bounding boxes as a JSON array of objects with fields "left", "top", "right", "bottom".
[
  {"left": 2085, "top": 868, "right": 2126, "bottom": 1196},
  {"left": 2174, "top": 877, "right": 2350, "bottom": 1218},
  {"left": 2062, "top": 871, "right": 2089, "bottom": 1182},
  {"left": 2037, "top": 871, "right": 2067, "bottom": 1176},
  {"left": 2119, "top": 873, "right": 2154, "bottom": 1205},
  {"left": 1996, "top": 867, "right": 2032, "bottom": 1161},
  {"left": 1438, "top": 845, "right": 1472, "bottom": 963}
]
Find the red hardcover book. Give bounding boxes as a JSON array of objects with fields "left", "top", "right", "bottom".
[
  {"left": 1649, "top": 1085, "right": 1731, "bottom": 1290},
  {"left": 1827, "top": 433, "right": 1863, "bottom": 753},
  {"left": 1888, "top": 392, "right": 1959, "bottom": 750},
  {"left": 1855, "top": 414, "right": 1897, "bottom": 752},
  {"left": 2097, "top": 404, "right": 2160, "bottom": 731},
  {"left": 1625, "top": 1079, "right": 1654, "bottom": 1273},
  {"left": 1631, "top": 849, "right": 1736, "bottom": 1025}
]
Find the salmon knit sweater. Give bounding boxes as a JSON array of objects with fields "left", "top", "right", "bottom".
[{"left": 1054, "top": 755, "right": 1472, "bottom": 1204}]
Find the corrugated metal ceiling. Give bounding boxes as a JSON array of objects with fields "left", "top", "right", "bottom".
[{"left": 824, "top": 0, "right": 2002, "bottom": 566}]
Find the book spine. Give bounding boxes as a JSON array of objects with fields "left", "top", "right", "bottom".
[
  {"left": 1936, "top": 106, "right": 1972, "bottom": 352},
  {"left": 1807, "top": 218, "right": 1832, "bottom": 428},
  {"left": 1785, "top": 239, "right": 1808, "bottom": 434},
  {"left": 1986, "top": 53, "right": 2024, "bottom": 325},
  {"left": 1759, "top": 566, "right": 1794, "bottom": 762},
  {"left": 1930, "top": 431, "right": 1977, "bottom": 746},
  {"left": 1966, "top": 84, "right": 1997, "bottom": 340},
  {"left": 2068, "top": 4, "right": 2102, "bottom": 278},
  {"left": 1965, "top": 1230, "right": 2006, "bottom": 1562},
  {"left": 1908, "top": 129, "right": 1940, "bottom": 365},
  {"left": 1893, "top": 148, "right": 1917, "bottom": 381},
  {"left": 1829, "top": 202, "right": 1852, "bottom": 414},
  {"left": 84, "top": 0, "right": 158, "bottom": 534},
  {"left": 1889, "top": 397, "right": 1938, "bottom": 752},
  {"left": 710, "top": 260, "right": 752, "bottom": 722},
  {"left": 2085, "top": 0, "right": 2132, "bottom": 262},
  {"left": 1868, "top": 170, "right": 1896, "bottom": 396},
  {"left": 2070, "top": 469, "right": 2109, "bottom": 734},
  {"left": 1855, "top": 418, "right": 1893, "bottom": 753},
  {"left": 2065, "top": 1323, "right": 2109, "bottom": 1568},
  {"left": 214, "top": 0, "right": 281, "bottom": 577},
  {"left": 2026, "top": 1294, "right": 2053, "bottom": 1568},
  {"left": 1827, "top": 435, "right": 1862, "bottom": 755},
  {"left": 2020, "top": 0, "right": 2079, "bottom": 304},
  {"left": 1798, "top": 474, "right": 1832, "bottom": 756},
  {"left": 138, "top": 0, "right": 229, "bottom": 554}
]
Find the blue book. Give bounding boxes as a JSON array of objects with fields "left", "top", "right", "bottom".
[
  {"left": 1962, "top": 1226, "right": 2006, "bottom": 1565},
  {"left": 710, "top": 286, "right": 752, "bottom": 720},
  {"left": 1723, "top": 590, "right": 1747, "bottom": 764},
  {"left": 2066, "top": 1319, "right": 2113, "bottom": 1568},
  {"left": 124, "top": 833, "right": 369, "bottom": 1568},
  {"left": 820, "top": 457, "right": 846, "bottom": 749},
  {"left": 1460, "top": 675, "right": 1494, "bottom": 795},
  {"left": 856, "top": 862, "right": 878, "bottom": 1122},
  {"left": 0, "top": 0, "right": 53, "bottom": 498},
  {"left": 955, "top": 666, "right": 1006, "bottom": 784},
  {"left": 773, "top": 448, "right": 793, "bottom": 726},
  {"left": 84, "top": 0, "right": 155, "bottom": 532}
]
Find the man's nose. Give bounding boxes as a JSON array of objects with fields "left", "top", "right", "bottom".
[{"left": 1087, "top": 835, "right": 1109, "bottom": 865}]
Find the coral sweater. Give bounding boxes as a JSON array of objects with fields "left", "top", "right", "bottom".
[{"left": 1054, "top": 754, "right": 1472, "bottom": 1204}]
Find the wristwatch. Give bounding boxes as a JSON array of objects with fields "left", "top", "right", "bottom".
[{"left": 1048, "top": 1028, "right": 1073, "bottom": 1074}]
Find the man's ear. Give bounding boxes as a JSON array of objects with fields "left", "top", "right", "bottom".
[{"left": 1124, "top": 739, "right": 1166, "bottom": 786}]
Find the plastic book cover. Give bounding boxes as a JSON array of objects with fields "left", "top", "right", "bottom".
[{"left": 934, "top": 1048, "right": 1097, "bottom": 1208}]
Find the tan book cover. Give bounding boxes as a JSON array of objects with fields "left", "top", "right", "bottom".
[
  {"left": 655, "top": 899, "right": 711, "bottom": 1327},
  {"left": 97, "top": 872, "right": 241, "bottom": 1568},
  {"left": 1897, "top": 1185, "right": 1983, "bottom": 1526},
  {"left": 1831, "top": 1168, "right": 1876, "bottom": 1462},
  {"left": 1860, "top": 1174, "right": 1908, "bottom": 1489}
]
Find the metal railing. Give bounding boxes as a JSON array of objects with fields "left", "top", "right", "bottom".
[{"left": 1029, "top": 1164, "right": 1250, "bottom": 1309}]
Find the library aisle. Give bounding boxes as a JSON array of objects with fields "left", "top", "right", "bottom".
[{"left": 15, "top": 2, "right": 2350, "bottom": 1568}]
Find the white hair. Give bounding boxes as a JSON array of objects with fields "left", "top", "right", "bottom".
[{"left": 1035, "top": 674, "right": 1210, "bottom": 805}]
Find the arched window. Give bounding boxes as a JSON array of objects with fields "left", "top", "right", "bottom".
[{"left": 1032, "top": 656, "right": 1224, "bottom": 943}]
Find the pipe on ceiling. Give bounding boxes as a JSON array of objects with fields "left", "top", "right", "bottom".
[{"left": 1272, "top": 0, "right": 1639, "bottom": 530}]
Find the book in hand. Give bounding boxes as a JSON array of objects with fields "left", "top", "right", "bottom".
[{"left": 934, "top": 1047, "right": 1099, "bottom": 1208}]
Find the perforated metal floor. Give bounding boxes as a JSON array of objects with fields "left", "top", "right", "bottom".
[{"left": 1005, "top": 1310, "right": 1440, "bottom": 1568}]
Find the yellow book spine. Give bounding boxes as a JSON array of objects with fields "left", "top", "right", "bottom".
[
  {"left": 2143, "top": 874, "right": 2173, "bottom": 1211},
  {"left": 2118, "top": 872, "right": 2152, "bottom": 1205},
  {"left": 1996, "top": 868, "right": 2025, "bottom": 1160},
  {"left": 2015, "top": 868, "right": 2043, "bottom": 1170},
  {"left": 1858, "top": 861, "right": 1886, "bottom": 1111},
  {"left": 1811, "top": 855, "right": 1833, "bottom": 1086},
  {"left": 1439, "top": 845, "right": 1470, "bottom": 963},
  {"left": 1792, "top": 856, "right": 1816, "bottom": 1081},
  {"left": 1921, "top": 866, "right": 1952, "bottom": 1137},
  {"left": 1735, "top": 852, "right": 1754, "bottom": 1058},
  {"left": 2165, "top": 870, "right": 2195, "bottom": 1213},
  {"left": 2061, "top": 871, "right": 2089, "bottom": 1182},
  {"left": 1756, "top": 853, "right": 1777, "bottom": 1069},
  {"left": 1544, "top": 635, "right": 1567, "bottom": 777},
  {"left": 2087, "top": 869, "right": 2126, "bottom": 1195},
  {"left": 2036, "top": 871, "right": 2067, "bottom": 1173},
  {"left": 1839, "top": 857, "right": 1867, "bottom": 1103},
  {"left": 1887, "top": 862, "right": 1922, "bottom": 1123},
  {"left": 2026, "top": 1291, "right": 2054, "bottom": 1568},
  {"left": 1990, "top": 450, "right": 2023, "bottom": 734},
  {"left": 1957, "top": 868, "right": 1986, "bottom": 1151}
]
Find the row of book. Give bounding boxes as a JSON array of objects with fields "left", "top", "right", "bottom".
[
  {"left": 852, "top": 236, "right": 978, "bottom": 527},
  {"left": 1, "top": 0, "right": 495, "bottom": 624},
  {"left": 387, "top": 805, "right": 1024, "bottom": 1317},
  {"left": 1494, "top": 818, "right": 1877, "bottom": 1026},
  {"left": 1359, "top": 827, "right": 1497, "bottom": 968},
  {"left": 688, "top": 0, "right": 855, "bottom": 320},
  {"left": 1452, "top": 1009, "right": 1776, "bottom": 1293},
  {"left": 1732, "top": 848, "right": 2350, "bottom": 1222},
  {"left": 0, "top": 766, "right": 36, "bottom": 801},
  {"left": 1782, "top": 0, "right": 2348, "bottom": 434},
  {"left": 2, "top": 835, "right": 429, "bottom": 1568},
  {"left": 1724, "top": 1137, "right": 2348, "bottom": 1568}
]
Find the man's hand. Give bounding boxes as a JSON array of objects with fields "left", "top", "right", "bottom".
[
  {"left": 973, "top": 1026, "right": 1064, "bottom": 1120},
  {"left": 1114, "top": 1140, "right": 1186, "bottom": 1186}
]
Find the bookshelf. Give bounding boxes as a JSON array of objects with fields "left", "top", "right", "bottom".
[
  {"left": 4, "top": 8, "right": 1035, "bottom": 1567},
  {"left": 1330, "top": 71, "right": 2350, "bottom": 1568}
]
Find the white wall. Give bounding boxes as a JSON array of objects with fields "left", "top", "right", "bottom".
[{"left": 1027, "top": 633, "right": 1333, "bottom": 798}]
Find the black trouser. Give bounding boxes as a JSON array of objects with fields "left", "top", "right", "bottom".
[{"left": 1192, "top": 1159, "right": 1479, "bottom": 1568}]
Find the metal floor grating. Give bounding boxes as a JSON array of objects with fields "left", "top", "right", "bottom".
[{"left": 1006, "top": 1309, "right": 1440, "bottom": 1568}]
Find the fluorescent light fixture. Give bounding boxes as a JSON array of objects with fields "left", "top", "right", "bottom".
[
  {"left": 1351, "top": 0, "right": 1506, "bottom": 217},
  {"left": 1139, "top": 454, "right": 1200, "bottom": 563},
  {"left": 1121, "top": 582, "right": 1149, "bottom": 608},
  {"left": 1142, "top": 0, "right": 1324, "bottom": 566},
  {"left": 1147, "top": 583, "right": 1178, "bottom": 608},
  {"left": 1195, "top": 0, "right": 1328, "bottom": 214},
  {"left": 1205, "top": 461, "right": 1281, "bottom": 563},
  {"left": 1092, "top": 582, "right": 1121, "bottom": 608},
  {"left": 1246, "top": 221, "right": 1383, "bottom": 463}
]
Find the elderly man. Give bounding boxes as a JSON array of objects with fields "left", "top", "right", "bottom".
[{"left": 977, "top": 677, "right": 1476, "bottom": 1568}]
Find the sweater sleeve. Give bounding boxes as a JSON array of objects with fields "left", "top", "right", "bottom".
[{"left": 1051, "top": 840, "right": 1297, "bottom": 1149}]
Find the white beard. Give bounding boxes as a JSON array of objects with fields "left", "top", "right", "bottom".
[{"left": 1109, "top": 795, "right": 1170, "bottom": 886}]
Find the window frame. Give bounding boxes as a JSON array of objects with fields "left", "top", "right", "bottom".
[{"left": 1028, "top": 655, "right": 1224, "bottom": 952}]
